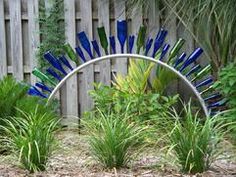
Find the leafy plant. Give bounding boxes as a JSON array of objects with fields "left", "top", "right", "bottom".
[
  {"left": 83, "top": 109, "right": 147, "bottom": 168},
  {"left": 89, "top": 83, "right": 178, "bottom": 123},
  {"left": 213, "top": 63, "right": 236, "bottom": 143},
  {"left": 0, "top": 76, "right": 28, "bottom": 123},
  {"left": 167, "top": 102, "right": 229, "bottom": 174},
  {"left": 214, "top": 63, "right": 236, "bottom": 108},
  {"left": 114, "top": 59, "right": 155, "bottom": 94},
  {"left": 0, "top": 108, "right": 59, "bottom": 172},
  {"left": 16, "top": 96, "right": 59, "bottom": 119}
]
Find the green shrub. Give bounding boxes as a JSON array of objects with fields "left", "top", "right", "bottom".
[
  {"left": 167, "top": 103, "right": 228, "bottom": 174},
  {"left": 83, "top": 109, "right": 147, "bottom": 168},
  {"left": 213, "top": 63, "right": 236, "bottom": 143},
  {"left": 15, "top": 96, "right": 59, "bottom": 119},
  {"left": 89, "top": 83, "right": 178, "bottom": 123},
  {"left": 0, "top": 108, "right": 59, "bottom": 172},
  {"left": 0, "top": 76, "right": 28, "bottom": 120}
]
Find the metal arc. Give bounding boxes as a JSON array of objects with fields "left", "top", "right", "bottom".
[{"left": 47, "top": 54, "right": 209, "bottom": 116}]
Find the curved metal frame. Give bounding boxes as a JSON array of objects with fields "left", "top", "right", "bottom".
[{"left": 47, "top": 54, "right": 209, "bottom": 116}]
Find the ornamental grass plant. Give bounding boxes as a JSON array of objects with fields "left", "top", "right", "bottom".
[
  {"left": 166, "top": 102, "right": 231, "bottom": 174},
  {"left": 83, "top": 109, "right": 147, "bottom": 168},
  {"left": 0, "top": 108, "right": 59, "bottom": 172}
]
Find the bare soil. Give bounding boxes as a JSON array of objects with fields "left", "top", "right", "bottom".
[{"left": 0, "top": 130, "right": 236, "bottom": 177}]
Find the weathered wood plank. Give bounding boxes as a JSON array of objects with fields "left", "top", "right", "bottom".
[
  {"left": 165, "top": 9, "right": 178, "bottom": 95},
  {"left": 177, "top": 23, "right": 194, "bottom": 102},
  {"left": 9, "top": 0, "right": 23, "bottom": 80},
  {"left": 64, "top": 0, "right": 79, "bottom": 125},
  {"left": 148, "top": 0, "right": 160, "bottom": 82},
  {"left": 98, "top": 0, "right": 111, "bottom": 85},
  {"left": 28, "top": 0, "right": 39, "bottom": 84},
  {"left": 131, "top": 6, "right": 142, "bottom": 54},
  {"left": 114, "top": 0, "right": 127, "bottom": 75},
  {"left": 79, "top": 0, "right": 94, "bottom": 113},
  {"left": 0, "top": 0, "right": 7, "bottom": 79}
]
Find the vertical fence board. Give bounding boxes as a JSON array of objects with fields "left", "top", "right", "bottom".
[
  {"left": 9, "top": 0, "right": 23, "bottom": 80},
  {"left": 148, "top": 0, "right": 160, "bottom": 81},
  {"left": 114, "top": 0, "right": 127, "bottom": 75},
  {"left": 64, "top": 0, "right": 79, "bottom": 124},
  {"left": 148, "top": 1, "right": 160, "bottom": 41},
  {"left": 79, "top": 0, "right": 94, "bottom": 113},
  {"left": 165, "top": 9, "right": 177, "bottom": 95},
  {"left": 0, "top": 0, "right": 7, "bottom": 79},
  {"left": 28, "top": 0, "right": 39, "bottom": 83},
  {"left": 178, "top": 23, "right": 194, "bottom": 102},
  {"left": 131, "top": 7, "right": 142, "bottom": 53},
  {"left": 98, "top": 0, "right": 111, "bottom": 85}
]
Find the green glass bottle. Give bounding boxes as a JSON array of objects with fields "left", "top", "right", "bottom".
[
  {"left": 136, "top": 26, "right": 147, "bottom": 54},
  {"left": 168, "top": 38, "right": 185, "bottom": 64},
  {"left": 97, "top": 26, "right": 108, "bottom": 54},
  {"left": 63, "top": 43, "right": 79, "bottom": 65},
  {"left": 200, "top": 85, "right": 214, "bottom": 95},
  {"left": 32, "top": 68, "right": 56, "bottom": 86},
  {"left": 191, "top": 64, "right": 211, "bottom": 82}
]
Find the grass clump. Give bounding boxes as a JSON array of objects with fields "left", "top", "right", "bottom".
[
  {"left": 83, "top": 109, "right": 147, "bottom": 168},
  {"left": 167, "top": 102, "right": 229, "bottom": 174},
  {"left": 0, "top": 108, "right": 59, "bottom": 172}
]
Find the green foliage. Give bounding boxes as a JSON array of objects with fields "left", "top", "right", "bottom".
[
  {"left": 16, "top": 96, "right": 59, "bottom": 119},
  {"left": 0, "top": 76, "right": 28, "bottom": 121},
  {"left": 214, "top": 63, "right": 236, "bottom": 107},
  {"left": 0, "top": 76, "right": 59, "bottom": 155},
  {"left": 213, "top": 63, "right": 236, "bottom": 143},
  {"left": 38, "top": 0, "right": 65, "bottom": 71},
  {"left": 0, "top": 108, "right": 59, "bottom": 172},
  {"left": 114, "top": 59, "right": 154, "bottom": 94},
  {"left": 83, "top": 109, "right": 147, "bottom": 168},
  {"left": 166, "top": 0, "right": 236, "bottom": 71},
  {"left": 167, "top": 103, "right": 228, "bottom": 174},
  {"left": 89, "top": 83, "right": 178, "bottom": 122},
  {"left": 124, "top": 0, "right": 236, "bottom": 73}
]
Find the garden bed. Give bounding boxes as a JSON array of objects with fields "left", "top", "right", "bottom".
[{"left": 0, "top": 130, "right": 236, "bottom": 177}]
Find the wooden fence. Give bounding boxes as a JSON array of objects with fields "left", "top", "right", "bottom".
[{"left": 0, "top": 0, "right": 199, "bottom": 125}]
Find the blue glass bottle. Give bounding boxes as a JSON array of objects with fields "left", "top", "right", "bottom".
[
  {"left": 46, "top": 67, "right": 62, "bottom": 81},
  {"left": 207, "top": 99, "right": 227, "bottom": 109},
  {"left": 160, "top": 44, "right": 170, "bottom": 61},
  {"left": 204, "top": 93, "right": 221, "bottom": 102},
  {"left": 35, "top": 82, "right": 52, "bottom": 93},
  {"left": 144, "top": 38, "right": 153, "bottom": 56},
  {"left": 185, "top": 64, "right": 201, "bottom": 77},
  {"left": 44, "top": 51, "right": 67, "bottom": 75},
  {"left": 179, "top": 48, "right": 203, "bottom": 72},
  {"left": 75, "top": 46, "right": 86, "bottom": 63},
  {"left": 117, "top": 20, "right": 127, "bottom": 53},
  {"left": 109, "top": 36, "right": 116, "bottom": 54},
  {"left": 195, "top": 77, "right": 213, "bottom": 88},
  {"left": 174, "top": 53, "right": 186, "bottom": 68},
  {"left": 77, "top": 31, "right": 93, "bottom": 59},
  {"left": 128, "top": 35, "right": 135, "bottom": 53},
  {"left": 92, "top": 40, "right": 101, "bottom": 57},
  {"left": 28, "top": 86, "right": 47, "bottom": 98},
  {"left": 59, "top": 55, "right": 73, "bottom": 71},
  {"left": 152, "top": 28, "right": 168, "bottom": 58}
]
